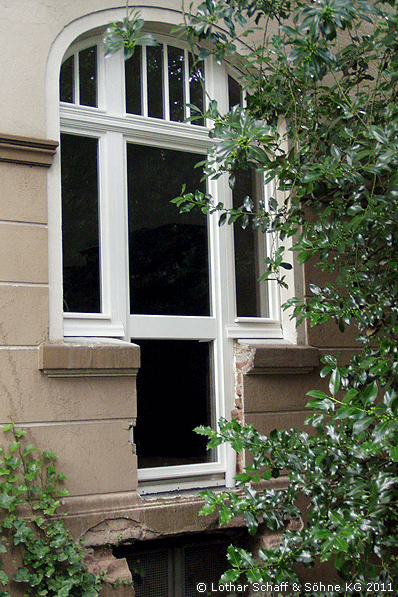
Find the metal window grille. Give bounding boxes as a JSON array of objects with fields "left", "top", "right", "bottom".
[{"left": 118, "top": 535, "right": 248, "bottom": 597}]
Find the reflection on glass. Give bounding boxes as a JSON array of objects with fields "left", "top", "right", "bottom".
[
  {"left": 60, "top": 55, "right": 74, "bottom": 103},
  {"left": 125, "top": 47, "right": 142, "bottom": 115},
  {"left": 127, "top": 143, "right": 209, "bottom": 316},
  {"left": 189, "top": 54, "right": 205, "bottom": 126},
  {"left": 168, "top": 46, "right": 185, "bottom": 122},
  {"left": 147, "top": 45, "right": 163, "bottom": 118},
  {"left": 79, "top": 46, "right": 97, "bottom": 107},
  {"left": 61, "top": 134, "right": 100, "bottom": 313},
  {"left": 135, "top": 340, "right": 213, "bottom": 469}
]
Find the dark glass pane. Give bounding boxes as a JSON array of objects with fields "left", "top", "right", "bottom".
[
  {"left": 228, "top": 75, "right": 242, "bottom": 109},
  {"left": 233, "top": 169, "right": 262, "bottom": 317},
  {"left": 135, "top": 340, "right": 213, "bottom": 469},
  {"left": 127, "top": 143, "right": 209, "bottom": 316},
  {"left": 61, "top": 134, "right": 100, "bottom": 313},
  {"left": 79, "top": 46, "right": 97, "bottom": 107},
  {"left": 147, "top": 45, "right": 163, "bottom": 118},
  {"left": 125, "top": 47, "right": 142, "bottom": 115},
  {"left": 168, "top": 46, "right": 185, "bottom": 122},
  {"left": 60, "top": 55, "right": 74, "bottom": 103},
  {"left": 189, "top": 54, "right": 205, "bottom": 126}
]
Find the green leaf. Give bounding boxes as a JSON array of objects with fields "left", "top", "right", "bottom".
[
  {"left": 352, "top": 414, "right": 373, "bottom": 435},
  {"left": 329, "top": 369, "right": 341, "bottom": 395},
  {"left": 220, "top": 568, "right": 240, "bottom": 583},
  {"left": 12, "top": 567, "right": 30, "bottom": 583},
  {"left": 389, "top": 446, "right": 398, "bottom": 462},
  {"left": 306, "top": 390, "right": 329, "bottom": 400},
  {"left": 0, "top": 493, "right": 16, "bottom": 510},
  {"left": 243, "top": 511, "right": 258, "bottom": 535}
]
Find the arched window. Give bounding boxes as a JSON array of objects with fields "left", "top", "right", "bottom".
[{"left": 59, "top": 31, "right": 282, "bottom": 491}]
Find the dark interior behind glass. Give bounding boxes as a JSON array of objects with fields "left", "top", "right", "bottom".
[
  {"left": 134, "top": 340, "right": 213, "bottom": 469},
  {"left": 61, "top": 133, "right": 100, "bottom": 313}
]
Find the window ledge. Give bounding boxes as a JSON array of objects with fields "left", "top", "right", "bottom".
[
  {"left": 0, "top": 133, "right": 58, "bottom": 168},
  {"left": 241, "top": 343, "right": 320, "bottom": 375},
  {"left": 39, "top": 338, "right": 140, "bottom": 378}
]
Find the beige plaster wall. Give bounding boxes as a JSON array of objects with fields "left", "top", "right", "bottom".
[{"left": 0, "top": 0, "right": 193, "bottom": 138}]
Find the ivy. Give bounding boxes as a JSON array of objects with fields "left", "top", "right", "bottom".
[{"left": 0, "top": 423, "right": 102, "bottom": 597}]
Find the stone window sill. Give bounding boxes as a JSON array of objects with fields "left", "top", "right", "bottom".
[
  {"left": 241, "top": 343, "right": 319, "bottom": 375},
  {"left": 39, "top": 338, "right": 140, "bottom": 378}
]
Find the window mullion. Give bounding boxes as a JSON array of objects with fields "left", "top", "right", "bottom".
[
  {"left": 142, "top": 46, "right": 148, "bottom": 117},
  {"left": 163, "top": 43, "right": 170, "bottom": 121},
  {"left": 74, "top": 51, "right": 80, "bottom": 105},
  {"left": 174, "top": 547, "right": 184, "bottom": 597},
  {"left": 94, "top": 131, "right": 129, "bottom": 337},
  {"left": 183, "top": 49, "right": 190, "bottom": 122},
  {"left": 103, "top": 47, "right": 125, "bottom": 114}
]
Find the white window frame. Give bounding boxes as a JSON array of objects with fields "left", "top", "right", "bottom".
[{"left": 47, "top": 11, "right": 295, "bottom": 492}]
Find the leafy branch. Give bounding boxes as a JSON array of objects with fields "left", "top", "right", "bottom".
[{"left": 103, "top": 4, "right": 157, "bottom": 60}]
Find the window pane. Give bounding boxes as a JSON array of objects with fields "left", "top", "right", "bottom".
[
  {"left": 79, "top": 46, "right": 97, "bottom": 107},
  {"left": 233, "top": 169, "right": 266, "bottom": 317},
  {"left": 61, "top": 134, "right": 100, "bottom": 313},
  {"left": 127, "top": 143, "right": 209, "bottom": 316},
  {"left": 189, "top": 54, "right": 205, "bottom": 126},
  {"left": 168, "top": 46, "right": 185, "bottom": 122},
  {"left": 228, "top": 75, "right": 242, "bottom": 108},
  {"left": 60, "top": 55, "right": 74, "bottom": 103},
  {"left": 147, "top": 45, "right": 163, "bottom": 118},
  {"left": 125, "top": 47, "right": 142, "bottom": 115},
  {"left": 134, "top": 340, "right": 213, "bottom": 469}
]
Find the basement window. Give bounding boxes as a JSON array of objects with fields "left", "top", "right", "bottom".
[{"left": 114, "top": 533, "right": 249, "bottom": 597}]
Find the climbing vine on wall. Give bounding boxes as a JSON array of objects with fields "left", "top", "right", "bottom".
[{"left": 0, "top": 423, "right": 101, "bottom": 597}]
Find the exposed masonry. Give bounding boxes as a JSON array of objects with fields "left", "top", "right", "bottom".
[
  {"left": 233, "top": 341, "right": 256, "bottom": 422},
  {"left": 82, "top": 517, "right": 159, "bottom": 547},
  {"left": 233, "top": 341, "right": 256, "bottom": 475}
]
